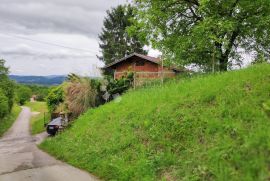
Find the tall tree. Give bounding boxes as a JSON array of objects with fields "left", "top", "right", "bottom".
[
  {"left": 133, "top": 0, "right": 270, "bottom": 71},
  {"left": 98, "top": 4, "right": 146, "bottom": 66},
  {"left": 0, "top": 59, "right": 14, "bottom": 112}
]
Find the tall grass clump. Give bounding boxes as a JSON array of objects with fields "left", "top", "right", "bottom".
[{"left": 64, "top": 77, "right": 97, "bottom": 118}]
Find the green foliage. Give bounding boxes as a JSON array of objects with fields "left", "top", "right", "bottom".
[
  {"left": 0, "top": 59, "right": 15, "bottom": 114},
  {"left": 132, "top": 0, "right": 270, "bottom": 71},
  {"left": 15, "top": 85, "right": 32, "bottom": 105},
  {"left": 99, "top": 4, "right": 146, "bottom": 67},
  {"left": 107, "top": 73, "right": 134, "bottom": 95},
  {"left": 46, "top": 86, "right": 64, "bottom": 113},
  {"left": 0, "top": 59, "right": 9, "bottom": 77},
  {"left": 0, "top": 105, "right": 21, "bottom": 137},
  {"left": 252, "top": 54, "right": 269, "bottom": 65},
  {"left": 41, "top": 64, "right": 270, "bottom": 180},
  {"left": 0, "top": 90, "right": 9, "bottom": 118},
  {"left": 27, "top": 85, "right": 49, "bottom": 101},
  {"left": 0, "top": 59, "right": 19, "bottom": 135}
]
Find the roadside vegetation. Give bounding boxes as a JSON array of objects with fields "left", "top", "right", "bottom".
[
  {"left": 41, "top": 64, "right": 270, "bottom": 180},
  {"left": 26, "top": 101, "right": 49, "bottom": 135},
  {"left": 0, "top": 58, "right": 51, "bottom": 136},
  {"left": 0, "top": 104, "right": 21, "bottom": 137},
  {"left": 0, "top": 59, "right": 19, "bottom": 136}
]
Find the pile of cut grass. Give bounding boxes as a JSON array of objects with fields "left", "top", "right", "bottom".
[
  {"left": 0, "top": 105, "right": 21, "bottom": 137},
  {"left": 40, "top": 64, "right": 270, "bottom": 180},
  {"left": 26, "top": 102, "right": 49, "bottom": 134}
]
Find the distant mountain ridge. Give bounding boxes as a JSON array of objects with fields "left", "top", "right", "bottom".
[{"left": 9, "top": 75, "right": 67, "bottom": 85}]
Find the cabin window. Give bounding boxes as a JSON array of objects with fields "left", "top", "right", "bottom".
[{"left": 136, "top": 61, "right": 145, "bottom": 66}]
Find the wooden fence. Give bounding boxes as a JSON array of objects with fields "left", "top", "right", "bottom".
[{"left": 114, "top": 71, "right": 176, "bottom": 89}]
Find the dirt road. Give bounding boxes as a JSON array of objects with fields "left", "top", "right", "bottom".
[{"left": 0, "top": 107, "right": 98, "bottom": 181}]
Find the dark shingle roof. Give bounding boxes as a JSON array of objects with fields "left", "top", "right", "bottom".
[
  {"left": 103, "top": 53, "right": 185, "bottom": 72},
  {"left": 103, "top": 53, "right": 160, "bottom": 69}
]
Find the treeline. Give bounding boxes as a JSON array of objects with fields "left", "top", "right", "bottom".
[
  {"left": 0, "top": 59, "right": 50, "bottom": 120},
  {"left": 15, "top": 84, "right": 49, "bottom": 105}
]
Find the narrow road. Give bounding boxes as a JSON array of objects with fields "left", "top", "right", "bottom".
[{"left": 0, "top": 107, "right": 98, "bottom": 181}]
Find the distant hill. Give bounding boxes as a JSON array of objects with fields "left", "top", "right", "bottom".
[{"left": 9, "top": 75, "right": 66, "bottom": 85}]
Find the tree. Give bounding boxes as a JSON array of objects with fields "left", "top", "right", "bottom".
[
  {"left": 98, "top": 4, "right": 146, "bottom": 66},
  {"left": 0, "top": 59, "right": 9, "bottom": 77},
  {"left": 0, "top": 89, "right": 9, "bottom": 119},
  {"left": 132, "top": 0, "right": 270, "bottom": 71},
  {"left": 46, "top": 86, "right": 64, "bottom": 113},
  {"left": 16, "top": 85, "right": 32, "bottom": 105},
  {"left": 0, "top": 59, "right": 14, "bottom": 111}
]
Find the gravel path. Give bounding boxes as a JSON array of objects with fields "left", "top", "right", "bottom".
[{"left": 0, "top": 107, "right": 98, "bottom": 181}]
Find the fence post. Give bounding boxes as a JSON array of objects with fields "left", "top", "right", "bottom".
[
  {"left": 133, "top": 72, "right": 136, "bottom": 89},
  {"left": 44, "top": 112, "right": 46, "bottom": 127},
  {"left": 161, "top": 58, "right": 164, "bottom": 85}
]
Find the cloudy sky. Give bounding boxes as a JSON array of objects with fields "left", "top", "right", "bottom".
[{"left": 0, "top": 0, "right": 130, "bottom": 76}]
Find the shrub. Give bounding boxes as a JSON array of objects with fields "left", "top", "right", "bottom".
[
  {"left": 0, "top": 59, "right": 14, "bottom": 111},
  {"left": 16, "top": 85, "right": 32, "bottom": 105},
  {"left": 0, "top": 90, "right": 9, "bottom": 119},
  {"left": 102, "top": 72, "right": 134, "bottom": 101},
  {"left": 46, "top": 86, "right": 64, "bottom": 113}
]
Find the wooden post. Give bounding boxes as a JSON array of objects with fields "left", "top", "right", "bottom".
[
  {"left": 161, "top": 56, "right": 164, "bottom": 85},
  {"left": 133, "top": 72, "right": 136, "bottom": 89},
  {"left": 44, "top": 112, "right": 46, "bottom": 127},
  {"left": 212, "top": 46, "right": 215, "bottom": 73}
]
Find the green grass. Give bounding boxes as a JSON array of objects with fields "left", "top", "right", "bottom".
[
  {"left": 40, "top": 64, "right": 270, "bottom": 180},
  {"left": 0, "top": 105, "right": 21, "bottom": 137},
  {"left": 26, "top": 101, "right": 49, "bottom": 135}
]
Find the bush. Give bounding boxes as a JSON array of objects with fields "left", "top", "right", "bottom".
[
  {"left": 102, "top": 72, "right": 134, "bottom": 101},
  {"left": 16, "top": 85, "right": 32, "bottom": 105},
  {"left": 0, "top": 59, "right": 14, "bottom": 112},
  {"left": 46, "top": 86, "right": 64, "bottom": 112},
  {"left": 0, "top": 90, "right": 9, "bottom": 118}
]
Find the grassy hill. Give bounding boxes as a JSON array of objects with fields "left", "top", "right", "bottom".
[{"left": 40, "top": 64, "right": 270, "bottom": 180}]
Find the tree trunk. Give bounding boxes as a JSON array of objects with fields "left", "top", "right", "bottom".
[
  {"left": 219, "top": 56, "right": 228, "bottom": 71},
  {"left": 217, "top": 29, "right": 240, "bottom": 72}
]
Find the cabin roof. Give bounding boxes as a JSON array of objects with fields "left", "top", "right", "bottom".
[{"left": 103, "top": 53, "right": 161, "bottom": 69}]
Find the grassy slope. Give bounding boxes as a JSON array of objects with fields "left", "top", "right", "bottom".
[
  {"left": 40, "top": 64, "right": 270, "bottom": 180},
  {"left": 26, "top": 102, "right": 49, "bottom": 134},
  {"left": 0, "top": 105, "right": 21, "bottom": 137}
]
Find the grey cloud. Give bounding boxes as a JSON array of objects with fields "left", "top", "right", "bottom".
[
  {"left": 0, "top": 0, "right": 127, "bottom": 76},
  {"left": 0, "top": 44, "right": 95, "bottom": 59},
  {"left": 0, "top": 0, "right": 127, "bottom": 37}
]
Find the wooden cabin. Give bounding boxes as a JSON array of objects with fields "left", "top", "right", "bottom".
[{"left": 103, "top": 53, "right": 183, "bottom": 79}]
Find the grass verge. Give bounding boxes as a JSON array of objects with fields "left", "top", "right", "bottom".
[
  {"left": 26, "top": 101, "right": 49, "bottom": 135},
  {"left": 40, "top": 64, "right": 270, "bottom": 180},
  {"left": 0, "top": 105, "right": 21, "bottom": 137}
]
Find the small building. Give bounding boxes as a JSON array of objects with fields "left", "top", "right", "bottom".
[{"left": 103, "top": 53, "right": 183, "bottom": 80}]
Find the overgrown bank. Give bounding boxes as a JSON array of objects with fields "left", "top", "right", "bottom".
[
  {"left": 0, "top": 105, "right": 21, "bottom": 137},
  {"left": 26, "top": 102, "right": 49, "bottom": 135},
  {"left": 40, "top": 64, "right": 270, "bottom": 180}
]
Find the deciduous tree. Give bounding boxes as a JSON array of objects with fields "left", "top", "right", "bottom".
[{"left": 132, "top": 0, "right": 270, "bottom": 71}]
